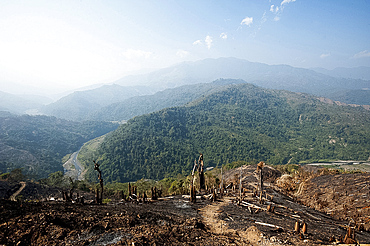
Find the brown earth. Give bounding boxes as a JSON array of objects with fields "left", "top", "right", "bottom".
[{"left": 1, "top": 165, "right": 370, "bottom": 245}]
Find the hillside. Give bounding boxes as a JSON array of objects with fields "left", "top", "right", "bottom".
[
  {"left": 0, "top": 115, "right": 118, "bottom": 178},
  {"left": 89, "top": 79, "right": 246, "bottom": 121},
  {"left": 327, "top": 89, "right": 370, "bottom": 106},
  {"left": 41, "top": 84, "right": 155, "bottom": 121},
  {"left": 82, "top": 83, "right": 370, "bottom": 183}
]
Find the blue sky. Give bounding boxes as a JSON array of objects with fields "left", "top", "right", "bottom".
[{"left": 0, "top": 0, "right": 369, "bottom": 92}]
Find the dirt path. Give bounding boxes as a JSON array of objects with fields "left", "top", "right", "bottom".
[
  {"left": 199, "top": 197, "right": 233, "bottom": 234},
  {"left": 199, "top": 197, "right": 277, "bottom": 246},
  {"left": 10, "top": 182, "right": 26, "bottom": 201}
]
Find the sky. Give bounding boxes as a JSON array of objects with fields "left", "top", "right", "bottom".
[{"left": 0, "top": 0, "right": 369, "bottom": 94}]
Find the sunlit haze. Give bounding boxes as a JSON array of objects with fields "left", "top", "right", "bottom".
[{"left": 0, "top": 0, "right": 369, "bottom": 94}]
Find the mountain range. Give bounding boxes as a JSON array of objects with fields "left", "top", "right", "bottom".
[
  {"left": 2, "top": 58, "right": 370, "bottom": 121},
  {"left": 42, "top": 58, "right": 370, "bottom": 121}
]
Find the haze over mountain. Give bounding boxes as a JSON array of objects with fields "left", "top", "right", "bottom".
[
  {"left": 115, "top": 58, "right": 370, "bottom": 95},
  {"left": 0, "top": 91, "right": 52, "bottom": 115},
  {"left": 40, "top": 84, "right": 156, "bottom": 121},
  {"left": 36, "top": 58, "right": 370, "bottom": 122},
  {"left": 311, "top": 66, "right": 370, "bottom": 81},
  {"left": 80, "top": 83, "right": 370, "bottom": 183}
]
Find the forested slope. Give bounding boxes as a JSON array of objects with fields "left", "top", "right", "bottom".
[
  {"left": 89, "top": 79, "right": 246, "bottom": 121},
  {"left": 83, "top": 83, "right": 370, "bottom": 183},
  {"left": 0, "top": 115, "right": 118, "bottom": 178}
]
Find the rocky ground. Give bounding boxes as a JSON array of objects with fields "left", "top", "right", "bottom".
[{"left": 1, "top": 164, "right": 370, "bottom": 245}]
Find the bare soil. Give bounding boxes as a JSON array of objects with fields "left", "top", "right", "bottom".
[{"left": 1, "top": 165, "right": 370, "bottom": 245}]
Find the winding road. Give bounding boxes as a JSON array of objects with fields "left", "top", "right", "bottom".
[{"left": 63, "top": 148, "right": 85, "bottom": 180}]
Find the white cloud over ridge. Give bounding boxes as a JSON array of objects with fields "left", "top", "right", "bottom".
[
  {"left": 176, "top": 49, "right": 189, "bottom": 58},
  {"left": 241, "top": 16, "right": 253, "bottom": 26}
]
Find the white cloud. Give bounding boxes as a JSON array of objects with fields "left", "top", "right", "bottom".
[
  {"left": 320, "top": 53, "right": 331, "bottom": 59},
  {"left": 281, "top": 0, "right": 296, "bottom": 6},
  {"left": 205, "top": 35, "right": 213, "bottom": 49},
  {"left": 220, "top": 33, "right": 227, "bottom": 39},
  {"left": 193, "top": 40, "right": 202, "bottom": 45},
  {"left": 122, "top": 49, "right": 152, "bottom": 60},
  {"left": 241, "top": 16, "right": 253, "bottom": 26},
  {"left": 274, "top": 16, "right": 280, "bottom": 21},
  {"left": 270, "top": 5, "right": 279, "bottom": 13},
  {"left": 176, "top": 49, "right": 189, "bottom": 58},
  {"left": 353, "top": 50, "right": 370, "bottom": 59}
]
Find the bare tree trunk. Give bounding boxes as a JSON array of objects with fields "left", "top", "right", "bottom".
[
  {"left": 198, "top": 153, "right": 205, "bottom": 190},
  {"left": 190, "top": 159, "right": 197, "bottom": 203},
  {"left": 93, "top": 160, "right": 103, "bottom": 204}
]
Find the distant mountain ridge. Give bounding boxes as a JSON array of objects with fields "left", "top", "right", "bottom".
[
  {"left": 115, "top": 57, "right": 370, "bottom": 97},
  {"left": 5, "top": 57, "right": 368, "bottom": 121},
  {"left": 41, "top": 84, "right": 156, "bottom": 121},
  {"left": 311, "top": 66, "right": 370, "bottom": 81},
  {"left": 37, "top": 58, "right": 370, "bottom": 122}
]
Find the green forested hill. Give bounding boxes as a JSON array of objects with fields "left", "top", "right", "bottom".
[
  {"left": 83, "top": 83, "right": 370, "bottom": 183},
  {"left": 89, "top": 79, "right": 246, "bottom": 121},
  {"left": 0, "top": 115, "right": 118, "bottom": 178}
]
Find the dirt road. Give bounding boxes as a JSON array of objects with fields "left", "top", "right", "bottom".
[{"left": 9, "top": 181, "right": 26, "bottom": 201}]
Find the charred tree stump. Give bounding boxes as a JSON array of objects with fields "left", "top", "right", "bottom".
[
  {"left": 95, "top": 188, "right": 100, "bottom": 204},
  {"left": 93, "top": 160, "right": 103, "bottom": 204},
  {"left": 343, "top": 226, "right": 357, "bottom": 244},
  {"left": 294, "top": 221, "right": 300, "bottom": 233},
  {"left": 190, "top": 159, "right": 197, "bottom": 203},
  {"left": 302, "top": 222, "right": 307, "bottom": 235},
  {"left": 151, "top": 187, "right": 158, "bottom": 200},
  {"left": 198, "top": 153, "right": 205, "bottom": 190},
  {"left": 257, "top": 162, "right": 264, "bottom": 193},
  {"left": 63, "top": 191, "right": 71, "bottom": 202},
  {"left": 128, "top": 183, "right": 131, "bottom": 197},
  {"left": 220, "top": 165, "right": 224, "bottom": 197}
]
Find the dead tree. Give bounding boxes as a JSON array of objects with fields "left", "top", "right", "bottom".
[
  {"left": 343, "top": 226, "right": 357, "bottom": 244},
  {"left": 239, "top": 165, "right": 242, "bottom": 199},
  {"left": 190, "top": 159, "right": 197, "bottom": 203},
  {"left": 198, "top": 153, "right": 205, "bottom": 190},
  {"left": 69, "top": 177, "right": 76, "bottom": 201},
  {"left": 220, "top": 165, "right": 224, "bottom": 197},
  {"left": 93, "top": 160, "right": 103, "bottom": 204},
  {"left": 151, "top": 187, "right": 158, "bottom": 200},
  {"left": 257, "top": 161, "right": 264, "bottom": 193}
]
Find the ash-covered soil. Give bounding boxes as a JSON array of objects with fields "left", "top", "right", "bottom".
[
  {"left": 1, "top": 164, "right": 370, "bottom": 245},
  {"left": 1, "top": 197, "right": 245, "bottom": 246}
]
